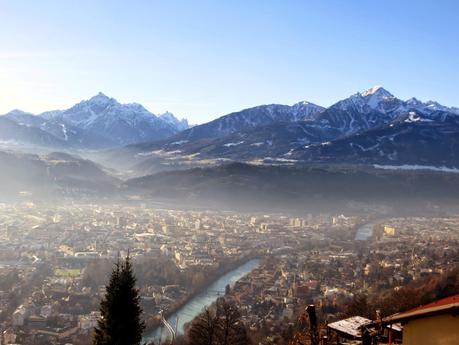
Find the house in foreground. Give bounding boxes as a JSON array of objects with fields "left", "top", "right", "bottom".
[
  {"left": 317, "top": 294, "right": 458, "bottom": 344},
  {"left": 380, "top": 294, "right": 459, "bottom": 345}
]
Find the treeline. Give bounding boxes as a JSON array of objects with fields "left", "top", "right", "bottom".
[
  {"left": 83, "top": 255, "right": 255, "bottom": 291},
  {"left": 82, "top": 257, "right": 209, "bottom": 289},
  {"left": 286, "top": 267, "right": 459, "bottom": 345},
  {"left": 346, "top": 266, "right": 459, "bottom": 319}
]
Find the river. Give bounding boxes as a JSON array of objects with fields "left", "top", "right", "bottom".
[
  {"left": 355, "top": 221, "right": 377, "bottom": 240},
  {"left": 144, "top": 258, "right": 260, "bottom": 343}
]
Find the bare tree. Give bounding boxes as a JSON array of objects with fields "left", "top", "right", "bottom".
[
  {"left": 188, "top": 308, "right": 217, "bottom": 345},
  {"left": 187, "top": 298, "right": 249, "bottom": 345},
  {"left": 215, "top": 298, "right": 248, "bottom": 345}
]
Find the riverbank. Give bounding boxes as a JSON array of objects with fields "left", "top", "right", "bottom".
[
  {"left": 143, "top": 254, "right": 262, "bottom": 338},
  {"left": 143, "top": 257, "right": 261, "bottom": 342}
]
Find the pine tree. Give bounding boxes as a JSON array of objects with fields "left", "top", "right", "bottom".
[{"left": 94, "top": 255, "right": 145, "bottom": 345}]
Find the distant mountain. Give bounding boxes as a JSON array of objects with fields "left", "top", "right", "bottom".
[
  {"left": 125, "top": 86, "right": 459, "bottom": 172},
  {"left": 4, "top": 109, "right": 46, "bottom": 127},
  {"left": 125, "top": 101, "right": 325, "bottom": 171},
  {"left": 123, "top": 163, "right": 459, "bottom": 211},
  {"left": 292, "top": 110, "right": 459, "bottom": 167},
  {"left": 3, "top": 86, "right": 458, "bottom": 172},
  {"left": 159, "top": 111, "right": 189, "bottom": 131},
  {"left": 43, "top": 93, "right": 185, "bottom": 147},
  {"left": 0, "top": 117, "right": 68, "bottom": 149},
  {"left": 154, "top": 101, "right": 324, "bottom": 143},
  {"left": 141, "top": 121, "right": 330, "bottom": 161},
  {"left": 314, "top": 86, "right": 459, "bottom": 136},
  {"left": 0, "top": 150, "right": 119, "bottom": 199},
  {"left": 1, "top": 93, "right": 189, "bottom": 149},
  {"left": 314, "top": 86, "right": 406, "bottom": 136}
]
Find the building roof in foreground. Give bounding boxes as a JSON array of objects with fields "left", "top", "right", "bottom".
[
  {"left": 383, "top": 294, "right": 459, "bottom": 324},
  {"left": 327, "top": 316, "right": 372, "bottom": 338}
]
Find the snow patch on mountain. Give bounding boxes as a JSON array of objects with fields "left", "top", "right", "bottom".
[
  {"left": 373, "top": 164, "right": 459, "bottom": 173},
  {"left": 170, "top": 140, "right": 189, "bottom": 145},
  {"left": 224, "top": 141, "right": 244, "bottom": 147},
  {"left": 60, "top": 124, "right": 68, "bottom": 141}
]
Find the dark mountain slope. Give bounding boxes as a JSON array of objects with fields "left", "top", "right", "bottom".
[
  {"left": 0, "top": 117, "right": 69, "bottom": 148},
  {"left": 292, "top": 111, "right": 459, "bottom": 167},
  {"left": 123, "top": 163, "right": 459, "bottom": 211},
  {"left": 0, "top": 150, "right": 119, "bottom": 199}
]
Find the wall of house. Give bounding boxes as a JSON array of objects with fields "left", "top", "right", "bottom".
[{"left": 403, "top": 314, "right": 459, "bottom": 345}]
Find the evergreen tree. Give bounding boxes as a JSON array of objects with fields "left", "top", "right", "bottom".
[{"left": 94, "top": 254, "right": 145, "bottom": 345}]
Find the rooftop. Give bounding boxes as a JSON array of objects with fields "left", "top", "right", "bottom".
[
  {"left": 383, "top": 294, "right": 459, "bottom": 324},
  {"left": 328, "top": 316, "right": 372, "bottom": 338}
]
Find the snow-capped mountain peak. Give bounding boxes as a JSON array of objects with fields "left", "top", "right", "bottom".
[
  {"left": 8, "top": 93, "right": 192, "bottom": 147},
  {"left": 331, "top": 86, "right": 400, "bottom": 115},
  {"left": 295, "top": 101, "right": 313, "bottom": 106},
  {"left": 406, "top": 97, "right": 423, "bottom": 106},
  {"left": 160, "top": 111, "right": 177, "bottom": 121},
  {"left": 85, "top": 92, "right": 119, "bottom": 107},
  {"left": 160, "top": 111, "right": 189, "bottom": 131},
  {"left": 359, "top": 86, "right": 396, "bottom": 111},
  {"left": 360, "top": 85, "right": 393, "bottom": 98},
  {"left": 316, "top": 86, "right": 406, "bottom": 136}
]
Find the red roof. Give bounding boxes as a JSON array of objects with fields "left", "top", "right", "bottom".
[
  {"left": 383, "top": 294, "right": 459, "bottom": 323},
  {"left": 406, "top": 294, "right": 459, "bottom": 313}
]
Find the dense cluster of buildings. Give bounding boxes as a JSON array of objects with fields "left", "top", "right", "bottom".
[
  {"left": 0, "top": 202, "right": 457, "bottom": 344},
  {"left": 221, "top": 217, "right": 459, "bottom": 344}
]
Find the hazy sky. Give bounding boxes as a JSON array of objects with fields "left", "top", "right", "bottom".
[{"left": 0, "top": 0, "right": 458, "bottom": 124}]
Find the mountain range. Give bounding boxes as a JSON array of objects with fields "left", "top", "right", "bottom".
[
  {"left": 2, "top": 86, "right": 458, "bottom": 176},
  {"left": 1, "top": 85, "right": 459, "bottom": 209},
  {"left": 118, "top": 86, "right": 459, "bottom": 175},
  {"left": 1, "top": 93, "right": 189, "bottom": 149}
]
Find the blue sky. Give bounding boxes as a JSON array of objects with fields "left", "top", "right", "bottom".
[{"left": 0, "top": 0, "right": 457, "bottom": 123}]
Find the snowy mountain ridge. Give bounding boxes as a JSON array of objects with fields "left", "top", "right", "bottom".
[
  {"left": 125, "top": 86, "right": 459, "bottom": 172},
  {"left": 329, "top": 86, "right": 458, "bottom": 116},
  {"left": 2, "top": 93, "right": 189, "bottom": 148},
  {"left": 0, "top": 86, "right": 457, "bottom": 154}
]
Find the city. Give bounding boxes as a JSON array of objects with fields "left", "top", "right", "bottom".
[{"left": 0, "top": 202, "right": 457, "bottom": 344}]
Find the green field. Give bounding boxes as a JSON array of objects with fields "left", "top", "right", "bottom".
[{"left": 54, "top": 268, "right": 81, "bottom": 278}]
